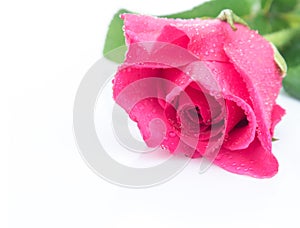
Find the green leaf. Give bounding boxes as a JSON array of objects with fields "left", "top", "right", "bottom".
[
  {"left": 282, "top": 33, "right": 300, "bottom": 100},
  {"left": 249, "top": 0, "right": 299, "bottom": 35},
  {"left": 269, "top": 0, "right": 298, "bottom": 13},
  {"left": 282, "top": 34, "right": 300, "bottom": 67},
  {"left": 283, "top": 66, "right": 300, "bottom": 100},
  {"left": 247, "top": 12, "right": 273, "bottom": 34},
  {"left": 246, "top": 9, "right": 290, "bottom": 35},
  {"left": 263, "top": 27, "right": 300, "bottom": 49},
  {"left": 163, "top": 0, "right": 258, "bottom": 19},
  {"left": 103, "top": 9, "right": 130, "bottom": 63}
]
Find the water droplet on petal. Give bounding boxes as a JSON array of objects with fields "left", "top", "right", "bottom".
[
  {"left": 161, "top": 145, "right": 169, "bottom": 150},
  {"left": 169, "top": 131, "right": 176, "bottom": 138},
  {"left": 206, "top": 119, "right": 212, "bottom": 124}
]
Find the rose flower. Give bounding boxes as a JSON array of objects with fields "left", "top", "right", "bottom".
[{"left": 113, "top": 13, "right": 285, "bottom": 178}]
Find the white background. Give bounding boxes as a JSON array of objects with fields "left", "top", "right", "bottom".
[{"left": 3, "top": 0, "right": 300, "bottom": 227}]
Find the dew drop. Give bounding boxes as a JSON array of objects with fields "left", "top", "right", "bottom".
[
  {"left": 139, "top": 105, "right": 145, "bottom": 111},
  {"left": 169, "top": 131, "right": 176, "bottom": 138},
  {"left": 215, "top": 156, "right": 221, "bottom": 161},
  {"left": 224, "top": 135, "right": 229, "bottom": 142},
  {"left": 161, "top": 145, "right": 169, "bottom": 150},
  {"left": 206, "top": 119, "right": 212, "bottom": 124}
]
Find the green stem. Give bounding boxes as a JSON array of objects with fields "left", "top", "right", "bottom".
[{"left": 217, "top": 9, "right": 249, "bottom": 31}]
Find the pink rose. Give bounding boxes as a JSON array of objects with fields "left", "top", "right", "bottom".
[{"left": 113, "top": 14, "right": 285, "bottom": 178}]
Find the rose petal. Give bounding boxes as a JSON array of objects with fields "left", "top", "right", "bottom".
[
  {"left": 113, "top": 67, "right": 161, "bottom": 101},
  {"left": 185, "top": 82, "right": 221, "bottom": 124},
  {"left": 130, "top": 98, "right": 180, "bottom": 148},
  {"left": 113, "top": 66, "right": 185, "bottom": 151},
  {"left": 186, "top": 20, "right": 229, "bottom": 62},
  {"left": 214, "top": 137, "right": 279, "bottom": 178},
  {"left": 270, "top": 104, "right": 285, "bottom": 136},
  {"left": 157, "top": 25, "right": 190, "bottom": 48},
  {"left": 204, "top": 61, "right": 256, "bottom": 150},
  {"left": 158, "top": 68, "right": 192, "bottom": 109},
  {"left": 225, "top": 100, "right": 245, "bottom": 133},
  {"left": 222, "top": 95, "right": 256, "bottom": 150},
  {"left": 121, "top": 14, "right": 169, "bottom": 44},
  {"left": 122, "top": 14, "right": 229, "bottom": 61},
  {"left": 223, "top": 23, "right": 283, "bottom": 152}
]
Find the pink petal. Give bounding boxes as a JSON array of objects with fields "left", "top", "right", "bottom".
[
  {"left": 121, "top": 14, "right": 169, "bottom": 44},
  {"left": 184, "top": 83, "right": 221, "bottom": 124},
  {"left": 222, "top": 95, "right": 256, "bottom": 150},
  {"left": 224, "top": 100, "right": 245, "bottom": 134},
  {"left": 113, "top": 67, "right": 161, "bottom": 101},
  {"left": 130, "top": 98, "right": 180, "bottom": 149},
  {"left": 214, "top": 137, "right": 279, "bottom": 178},
  {"left": 113, "top": 66, "right": 181, "bottom": 150},
  {"left": 186, "top": 20, "right": 229, "bottom": 62},
  {"left": 121, "top": 14, "right": 228, "bottom": 61},
  {"left": 204, "top": 61, "right": 256, "bottom": 150},
  {"left": 158, "top": 68, "right": 193, "bottom": 109},
  {"left": 223, "top": 23, "right": 283, "bottom": 152},
  {"left": 157, "top": 25, "right": 190, "bottom": 48},
  {"left": 270, "top": 104, "right": 285, "bottom": 136}
]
